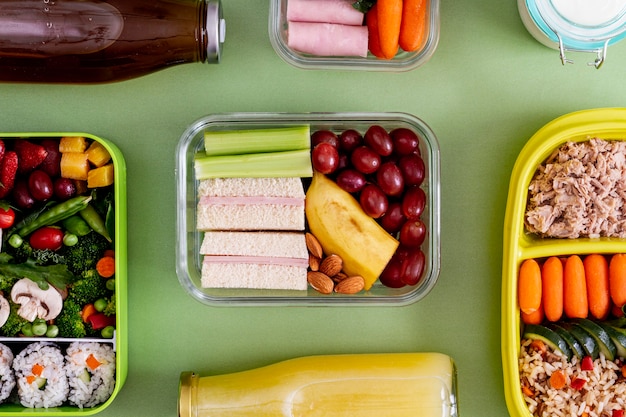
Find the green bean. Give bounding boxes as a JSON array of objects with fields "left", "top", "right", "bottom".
[
  {"left": 79, "top": 204, "right": 112, "bottom": 242},
  {"left": 62, "top": 215, "right": 91, "bottom": 236},
  {"left": 17, "top": 195, "right": 92, "bottom": 237}
]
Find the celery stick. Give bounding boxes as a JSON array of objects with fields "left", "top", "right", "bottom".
[
  {"left": 203, "top": 125, "right": 311, "bottom": 156},
  {"left": 194, "top": 149, "right": 313, "bottom": 179}
]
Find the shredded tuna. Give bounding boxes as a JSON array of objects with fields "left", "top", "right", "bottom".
[{"left": 525, "top": 138, "right": 626, "bottom": 239}]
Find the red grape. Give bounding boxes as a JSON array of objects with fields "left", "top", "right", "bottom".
[
  {"left": 364, "top": 125, "right": 393, "bottom": 156},
  {"left": 12, "top": 179, "right": 35, "bottom": 209},
  {"left": 398, "top": 154, "right": 425, "bottom": 186},
  {"left": 339, "top": 129, "right": 363, "bottom": 153},
  {"left": 39, "top": 139, "right": 62, "bottom": 177},
  {"left": 399, "top": 219, "right": 426, "bottom": 247},
  {"left": 402, "top": 186, "right": 426, "bottom": 219},
  {"left": 312, "top": 143, "right": 339, "bottom": 174},
  {"left": 311, "top": 130, "right": 339, "bottom": 148},
  {"left": 359, "top": 184, "right": 388, "bottom": 218},
  {"left": 376, "top": 162, "right": 404, "bottom": 196},
  {"left": 53, "top": 177, "right": 77, "bottom": 200},
  {"left": 28, "top": 169, "right": 53, "bottom": 201},
  {"left": 400, "top": 248, "right": 425, "bottom": 286},
  {"left": 378, "top": 201, "right": 406, "bottom": 234},
  {"left": 336, "top": 169, "right": 366, "bottom": 193},
  {"left": 351, "top": 146, "right": 381, "bottom": 174},
  {"left": 379, "top": 258, "right": 405, "bottom": 288},
  {"left": 390, "top": 128, "right": 420, "bottom": 156}
]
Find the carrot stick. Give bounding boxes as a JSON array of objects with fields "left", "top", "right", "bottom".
[
  {"left": 399, "top": 0, "right": 428, "bottom": 52},
  {"left": 564, "top": 255, "right": 588, "bottom": 319},
  {"left": 377, "top": 0, "right": 402, "bottom": 59},
  {"left": 85, "top": 353, "right": 102, "bottom": 371},
  {"left": 549, "top": 369, "right": 567, "bottom": 390},
  {"left": 31, "top": 363, "right": 44, "bottom": 377},
  {"left": 542, "top": 256, "right": 563, "bottom": 322},
  {"left": 518, "top": 259, "right": 542, "bottom": 315},
  {"left": 609, "top": 253, "right": 626, "bottom": 309},
  {"left": 584, "top": 254, "right": 610, "bottom": 320},
  {"left": 366, "top": 5, "right": 385, "bottom": 59}
]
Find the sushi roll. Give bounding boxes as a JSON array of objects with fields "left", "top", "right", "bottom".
[
  {"left": 0, "top": 343, "right": 15, "bottom": 403},
  {"left": 12, "top": 342, "right": 68, "bottom": 408},
  {"left": 65, "top": 342, "right": 115, "bottom": 408}
]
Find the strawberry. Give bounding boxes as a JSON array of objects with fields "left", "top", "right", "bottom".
[
  {"left": 0, "top": 139, "right": 5, "bottom": 162},
  {"left": 0, "top": 151, "right": 18, "bottom": 198},
  {"left": 14, "top": 140, "right": 48, "bottom": 173}
]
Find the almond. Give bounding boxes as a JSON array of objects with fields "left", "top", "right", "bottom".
[
  {"left": 334, "top": 275, "right": 365, "bottom": 294},
  {"left": 307, "top": 271, "right": 334, "bottom": 294},
  {"left": 305, "top": 232, "right": 324, "bottom": 259},
  {"left": 319, "top": 254, "right": 343, "bottom": 277},
  {"left": 308, "top": 253, "right": 320, "bottom": 271}
]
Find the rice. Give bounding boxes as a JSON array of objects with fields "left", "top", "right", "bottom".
[
  {"left": 0, "top": 343, "right": 15, "bottom": 403},
  {"left": 12, "top": 342, "right": 68, "bottom": 408},
  {"left": 519, "top": 338, "right": 626, "bottom": 417},
  {"left": 65, "top": 342, "right": 115, "bottom": 408}
]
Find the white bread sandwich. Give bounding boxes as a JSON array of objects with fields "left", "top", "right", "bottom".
[
  {"left": 196, "top": 177, "right": 305, "bottom": 231},
  {"left": 200, "top": 231, "right": 308, "bottom": 290}
]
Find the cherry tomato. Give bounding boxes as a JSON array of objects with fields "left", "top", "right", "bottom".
[
  {"left": 29, "top": 226, "right": 64, "bottom": 251},
  {"left": 0, "top": 206, "right": 15, "bottom": 228}
]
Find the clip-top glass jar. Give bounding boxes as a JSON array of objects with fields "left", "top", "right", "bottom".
[
  {"left": 518, "top": 0, "right": 626, "bottom": 68},
  {"left": 0, "top": 0, "right": 225, "bottom": 83}
]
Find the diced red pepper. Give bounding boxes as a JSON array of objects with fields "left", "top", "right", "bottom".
[
  {"left": 581, "top": 356, "right": 594, "bottom": 371},
  {"left": 570, "top": 377, "right": 586, "bottom": 391},
  {"left": 612, "top": 410, "right": 624, "bottom": 417},
  {"left": 87, "top": 313, "right": 116, "bottom": 330}
]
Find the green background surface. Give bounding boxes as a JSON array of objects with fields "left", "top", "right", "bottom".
[{"left": 2, "top": 0, "right": 626, "bottom": 416}]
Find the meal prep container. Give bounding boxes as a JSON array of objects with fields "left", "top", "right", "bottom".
[
  {"left": 0, "top": 132, "right": 127, "bottom": 416},
  {"left": 268, "top": 0, "right": 440, "bottom": 71},
  {"left": 176, "top": 112, "right": 440, "bottom": 306},
  {"left": 518, "top": 0, "right": 626, "bottom": 68},
  {"left": 501, "top": 108, "right": 626, "bottom": 417}
]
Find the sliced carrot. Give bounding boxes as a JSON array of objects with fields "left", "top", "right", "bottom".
[
  {"left": 96, "top": 256, "right": 115, "bottom": 278},
  {"left": 81, "top": 303, "right": 97, "bottom": 323},
  {"left": 549, "top": 369, "right": 567, "bottom": 390},
  {"left": 366, "top": 5, "right": 385, "bottom": 59},
  {"left": 542, "top": 256, "right": 564, "bottom": 322},
  {"left": 85, "top": 353, "right": 102, "bottom": 371},
  {"left": 399, "top": 0, "right": 428, "bottom": 52},
  {"left": 584, "top": 254, "right": 610, "bottom": 320},
  {"left": 564, "top": 255, "right": 588, "bottom": 319},
  {"left": 529, "top": 339, "right": 547, "bottom": 354},
  {"left": 518, "top": 259, "right": 542, "bottom": 315},
  {"left": 31, "top": 363, "right": 44, "bottom": 377},
  {"left": 377, "top": 0, "right": 402, "bottom": 59},
  {"left": 609, "top": 253, "right": 626, "bottom": 308}
]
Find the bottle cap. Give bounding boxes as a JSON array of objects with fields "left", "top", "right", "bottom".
[{"left": 205, "top": 0, "right": 226, "bottom": 63}]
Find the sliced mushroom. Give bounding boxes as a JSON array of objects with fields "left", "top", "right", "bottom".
[
  {"left": 10, "top": 278, "right": 63, "bottom": 322},
  {"left": 0, "top": 295, "right": 9, "bottom": 327}
]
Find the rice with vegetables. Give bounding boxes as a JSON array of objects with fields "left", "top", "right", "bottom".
[
  {"left": 519, "top": 338, "right": 626, "bottom": 417},
  {"left": 0, "top": 343, "right": 15, "bottom": 403},
  {"left": 65, "top": 342, "right": 115, "bottom": 408}
]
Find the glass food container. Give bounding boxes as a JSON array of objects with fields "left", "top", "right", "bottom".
[
  {"left": 518, "top": 0, "right": 626, "bottom": 68},
  {"left": 176, "top": 112, "right": 440, "bottom": 306}
]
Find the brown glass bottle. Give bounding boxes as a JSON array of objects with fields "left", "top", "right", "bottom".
[{"left": 0, "top": 0, "right": 225, "bottom": 83}]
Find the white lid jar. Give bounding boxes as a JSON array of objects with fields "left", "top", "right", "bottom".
[{"left": 518, "top": 0, "right": 626, "bottom": 68}]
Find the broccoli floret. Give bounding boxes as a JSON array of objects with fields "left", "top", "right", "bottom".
[
  {"left": 68, "top": 269, "right": 109, "bottom": 306},
  {"left": 0, "top": 300, "right": 28, "bottom": 337},
  {"left": 63, "top": 231, "right": 110, "bottom": 275},
  {"left": 0, "top": 274, "right": 20, "bottom": 293},
  {"left": 102, "top": 295, "right": 116, "bottom": 317},
  {"left": 2, "top": 240, "right": 33, "bottom": 264},
  {"left": 55, "top": 299, "right": 87, "bottom": 338}
]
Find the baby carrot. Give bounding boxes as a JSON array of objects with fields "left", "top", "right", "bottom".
[
  {"left": 521, "top": 302, "right": 544, "bottom": 325},
  {"left": 377, "top": 0, "right": 402, "bottom": 59},
  {"left": 564, "top": 255, "right": 588, "bottom": 319},
  {"left": 518, "top": 259, "right": 542, "bottom": 315},
  {"left": 366, "top": 5, "right": 385, "bottom": 59},
  {"left": 609, "top": 253, "right": 626, "bottom": 309},
  {"left": 399, "top": 0, "right": 427, "bottom": 52},
  {"left": 542, "top": 256, "right": 563, "bottom": 322},
  {"left": 584, "top": 254, "right": 610, "bottom": 320}
]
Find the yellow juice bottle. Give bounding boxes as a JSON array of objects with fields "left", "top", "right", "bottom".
[{"left": 179, "top": 352, "right": 458, "bottom": 417}]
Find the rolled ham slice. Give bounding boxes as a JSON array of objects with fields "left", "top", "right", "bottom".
[
  {"left": 287, "top": 22, "right": 368, "bottom": 57},
  {"left": 286, "top": 0, "right": 365, "bottom": 26}
]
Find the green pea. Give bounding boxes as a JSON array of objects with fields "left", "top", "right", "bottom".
[
  {"left": 8, "top": 234, "right": 23, "bottom": 248},
  {"left": 32, "top": 319, "right": 48, "bottom": 336},
  {"left": 106, "top": 278, "right": 115, "bottom": 291},
  {"left": 101, "top": 326, "right": 115, "bottom": 339},
  {"left": 94, "top": 298, "right": 107, "bottom": 312},
  {"left": 63, "top": 233, "right": 78, "bottom": 247},
  {"left": 21, "top": 323, "right": 33, "bottom": 337},
  {"left": 46, "top": 325, "right": 59, "bottom": 338}
]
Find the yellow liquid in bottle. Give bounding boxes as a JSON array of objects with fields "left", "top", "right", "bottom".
[{"left": 179, "top": 353, "right": 457, "bottom": 417}]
